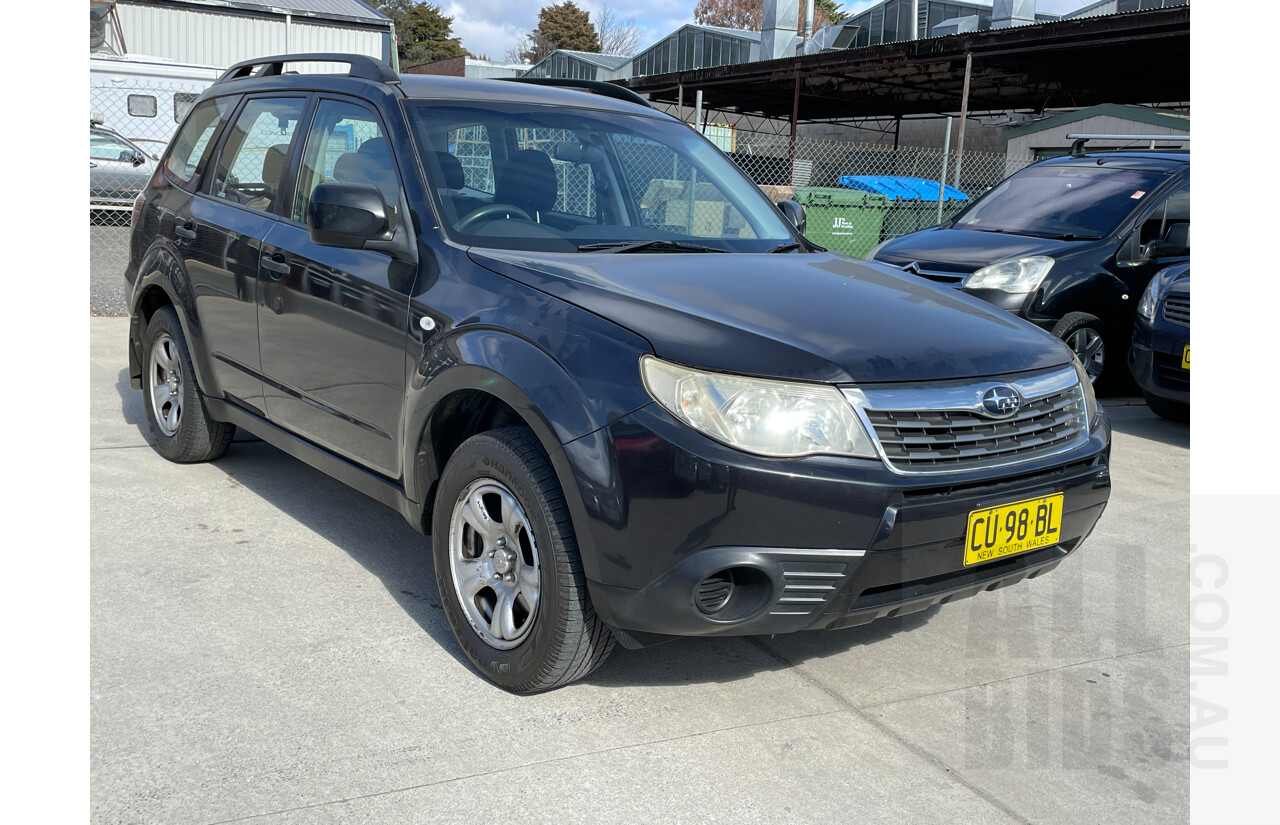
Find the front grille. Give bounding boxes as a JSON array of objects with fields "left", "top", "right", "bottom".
[
  {"left": 866, "top": 387, "right": 1086, "bottom": 471},
  {"left": 1163, "top": 295, "right": 1190, "bottom": 327}
]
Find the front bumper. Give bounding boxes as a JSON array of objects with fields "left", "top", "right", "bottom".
[
  {"left": 1129, "top": 324, "right": 1189, "bottom": 403},
  {"left": 572, "top": 404, "right": 1111, "bottom": 648}
]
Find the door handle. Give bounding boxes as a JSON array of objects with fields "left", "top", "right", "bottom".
[
  {"left": 174, "top": 223, "right": 197, "bottom": 240},
  {"left": 261, "top": 254, "right": 291, "bottom": 277}
]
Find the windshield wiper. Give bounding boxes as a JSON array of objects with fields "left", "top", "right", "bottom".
[
  {"left": 764, "top": 242, "right": 801, "bottom": 253},
  {"left": 577, "top": 240, "right": 727, "bottom": 254},
  {"left": 1037, "top": 232, "right": 1102, "bottom": 241}
]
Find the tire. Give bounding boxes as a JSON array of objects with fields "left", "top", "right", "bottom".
[
  {"left": 141, "top": 306, "right": 235, "bottom": 463},
  {"left": 1052, "top": 312, "right": 1113, "bottom": 388},
  {"left": 1143, "top": 390, "right": 1189, "bottom": 423},
  {"left": 432, "top": 427, "right": 614, "bottom": 693}
]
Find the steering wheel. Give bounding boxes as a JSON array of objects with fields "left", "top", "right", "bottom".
[{"left": 456, "top": 203, "right": 533, "bottom": 232}]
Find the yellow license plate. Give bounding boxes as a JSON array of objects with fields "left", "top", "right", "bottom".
[
  {"left": 965, "top": 493, "right": 1064, "bottom": 567},
  {"left": 1182, "top": 345, "right": 1190, "bottom": 370}
]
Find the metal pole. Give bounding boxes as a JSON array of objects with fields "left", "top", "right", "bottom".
[
  {"left": 938, "top": 116, "right": 952, "bottom": 225},
  {"left": 694, "top": 89, "right": 704, "bottom": 133},
  {"left": 953, "top": 53, "right": 972, "bottom": 189},
  {"left": 789, "top": 72, "right": 800, "bottom": 185},
  {"left": 677, "top": 83, "right": 684, "bottom": 125}
]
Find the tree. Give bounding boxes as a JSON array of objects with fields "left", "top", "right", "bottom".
[
  {"left": 525, "top": 2, "right": 600, "bottom": 60},
  {"left": 692, "top": 0, "right": 847, "bottom": 32},
  {"left": 374, "top": 1, "right": 468, "bottom": 67},
  {"left": 596, "top": 3, "right": 642, "bottom": 56}
]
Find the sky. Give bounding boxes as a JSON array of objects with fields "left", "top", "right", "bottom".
[{"left": 441, "top": 1, "right": 1103, "bottom": 63}]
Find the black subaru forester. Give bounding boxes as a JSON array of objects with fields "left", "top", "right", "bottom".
[{"left": 126, "top": 54, "right": 1111, "bottom": 693}]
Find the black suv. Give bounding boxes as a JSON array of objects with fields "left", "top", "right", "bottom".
[
  {"left": 126, "top": 54, "right": 1111, "bottom": 693},
  {"left": 869, "top": 147, "right": 1190, "bottom": 390}
]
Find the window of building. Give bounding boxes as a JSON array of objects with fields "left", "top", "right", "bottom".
[{"left": 174, "top": 92, "right": 199, "bottom": 124}]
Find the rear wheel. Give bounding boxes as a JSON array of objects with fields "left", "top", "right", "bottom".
[
  {"left": 141, "top": 306, "right": 235, "bottom": 462},
  {"left": 432, "top": 427, "right": 614, "bottom": 693}
]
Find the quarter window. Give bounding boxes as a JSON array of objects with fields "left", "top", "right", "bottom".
[
  {"left": 165, "top": 97, "right": 233, "bottom": 191},
  {"left": 209, "top": 97, "right": 306, "bottom": 214}
]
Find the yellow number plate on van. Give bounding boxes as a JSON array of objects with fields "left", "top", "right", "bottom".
[
  {"left": 1182, "top": 345, "right": 1190, "bottom": 370},
  {"left": 964, "top": 494, "right": 1063, "bottom": 567}
]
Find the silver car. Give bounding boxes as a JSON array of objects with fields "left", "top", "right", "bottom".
[{"left": 91, "top": 125, "right": 157, "bottom": 209}]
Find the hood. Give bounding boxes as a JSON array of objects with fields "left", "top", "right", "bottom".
[
  {"left": 875, "top": 227, "right": 1095, "bottom": 274},
  {"left": 468, "top": 249, "right": 1072, "bottom": 384}
]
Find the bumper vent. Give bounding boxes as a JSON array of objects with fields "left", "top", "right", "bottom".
[
  {"left": 769, "top": 562, "right": 849, "bottom": 617},
  {"left": 695, "top": 572, "right": 733, "bottom": 614},
  {"left": 1154, "top": 352, "right": 1190, "bottom": 391},
  {"left": 1163, "top": 295, "right": 1190, "bottom": 327},
  {"left": 845, "top": 366, "right": 1090, "bottom": 475}
]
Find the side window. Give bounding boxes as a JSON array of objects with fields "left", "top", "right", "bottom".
[
  {"left": 90, "top": 132, "right": 136, "bottom": 162},
  {"left": 174, "top": 92, "right": 199, "bottom": 124},
  {"left": 447, "top": 125, "right": 494, "bottom": 194},
  {"left": 1136, "top": 184, "right": 1190, "bottom": 246},
  {"left": 165, "top": 96, "right": 233, "bottom": 191},
  {"left": 293, "top": 98, "right": 400, "bottom": 228},
  {"left": 209, "top": 97, "right": 306, "bottom": 213},
  {"left": 611, "top": 134, "right": 755, "bottom": 239},
  {"left": 128, "top": 94, "right": 157, "bottom": 118}
]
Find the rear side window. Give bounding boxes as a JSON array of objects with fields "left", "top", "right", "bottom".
[
  {"left": 165, "top": 97, "right": 233, "bottom": 191},
  {"left": 209, "top": 97, "right": 307, "bottom": 214}
]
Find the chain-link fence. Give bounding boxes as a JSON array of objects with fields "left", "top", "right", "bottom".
[{"left": 727, "top": 133, "right": 1034, "bottom": 258}]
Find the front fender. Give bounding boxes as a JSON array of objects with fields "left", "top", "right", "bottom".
[{"left": 403, "top": 315, "right": 653, "bottom": 579}]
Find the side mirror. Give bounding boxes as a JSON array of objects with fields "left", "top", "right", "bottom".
[
  {"left": 131, "top": 150, "right": 147, "bottom": 166},
  {"left": 1143, "top": 239, "right": 1189, "bottom": 260},
  {"left": 307, "top": 182, "right": 392, "bottom": 248},
  {"left": 776, "top": 199, "right": 806, "bottom": 234}
]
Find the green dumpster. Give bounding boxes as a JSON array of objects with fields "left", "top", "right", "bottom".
[
  {"left": 794, "top": 187, "right": 889, "bottom": 259},
  {"left": 882, "top": 198, "right": 967, "bottom": 240}
]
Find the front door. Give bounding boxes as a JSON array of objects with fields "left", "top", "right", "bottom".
[{"left": 257, "top": 97, "right": 416, "bottom": 478}]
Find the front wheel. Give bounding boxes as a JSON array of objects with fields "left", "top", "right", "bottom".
[{"left": 432, "top": 427, "right": 614, "bottom": 693}]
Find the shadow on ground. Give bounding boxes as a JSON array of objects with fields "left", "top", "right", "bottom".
[
  {"left": 1103, "top": 402, "right": 1189, "bottom": 450},
  {"left": 113, "top": 369, "right": 942, "bottom": 689}
]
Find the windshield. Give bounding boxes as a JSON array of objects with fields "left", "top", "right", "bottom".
[
  {"left": 954, "top": 164, "right": 1171, "bottom": 239},
  {"left": 403, "top": 100, "right": 796, "bottom": 253}
]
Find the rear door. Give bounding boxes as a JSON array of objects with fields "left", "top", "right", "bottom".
[
  {"left": 256, "top": 96, "right": 416, "bottom": 478},
  {"left": 182, "top": 95, "right": 309, "bottom": 413}
]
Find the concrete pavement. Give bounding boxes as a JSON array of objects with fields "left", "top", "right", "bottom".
[{"left": 90, "top": 316, "right": 1190, "bottom": 824}]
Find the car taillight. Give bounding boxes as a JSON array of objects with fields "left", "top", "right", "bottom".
[{"left": 131, "top": 192, "right": 145, "bottom": 227}]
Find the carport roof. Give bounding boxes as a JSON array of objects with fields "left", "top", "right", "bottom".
[
  {"left": 620, "top": 5, "right": 1189, "bottom": 121},
  {"left": 1003, "top": 103, "right": 1190, "bottom": 137}
]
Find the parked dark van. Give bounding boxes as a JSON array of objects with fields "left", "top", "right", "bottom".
[
  {"left": 125, "top": 55, "right": 1111, "bottom": 692},
  {"left": 869, "top": 147, "right": 1190, "bottom": 390}
]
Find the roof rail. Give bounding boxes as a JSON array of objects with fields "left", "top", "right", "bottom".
[
  {"left": 1066, "top": 133, "right": 1190, "bottom": 158},
  {"left": 215, "top": 53, "right": 399, "bottom": 86},
  {"left": 501, "top": 77, "right": 653, "bottom": 109}
]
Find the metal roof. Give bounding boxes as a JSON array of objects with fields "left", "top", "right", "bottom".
[
  {"left": 621, "top": 6, "right": 1189, "bottom": 121},
  {"left": 553, "top": 50, "right": 633, "bottom": 70},
  {"left": 126, "top": 0, "right": 390, "bottom": 25}
]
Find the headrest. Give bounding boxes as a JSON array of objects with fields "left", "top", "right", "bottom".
[
  {"left": 261, "top": 144, "right": 289, "bottom": 192},
  {"left": 434, "top": 151, "right": 465, "bottom": 190},
  {"left": 496, "top": 149, "right": 557, "bottom": 215},
  {"left": 1164, "top": 222, "right": 1189, "bottom": 250}
]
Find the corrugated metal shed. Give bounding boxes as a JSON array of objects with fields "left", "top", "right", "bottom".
[{"left": 113, "top": 0, "right": 391, "bottom": 68}]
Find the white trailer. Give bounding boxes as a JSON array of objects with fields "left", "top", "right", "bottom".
[{"left": 89, "top": 54, "right": 222, "bottom": 151}]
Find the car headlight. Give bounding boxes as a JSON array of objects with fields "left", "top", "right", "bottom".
[
  {"left": 1072, "top": 355, "right": 1100, "bottom": 425},
  {"left": 1136, "top": 275, "right": 1160, "bottom": 322},
  {"left": 965, "top": 256, "right": 1055, "bottom": 293},
  {"left": 640, "top": 355, "right": 877, "bottom": 459}
]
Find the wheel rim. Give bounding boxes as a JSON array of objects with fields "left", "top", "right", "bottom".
[
  {"left": 448, "top": 479, "right": 542, "bottom": 650},
  {"left": 1067, "top": 328, "right": 1105, "bottom": 382},
  {"left": 148, "top": 332, "right": 184, "bottom": 437}
]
